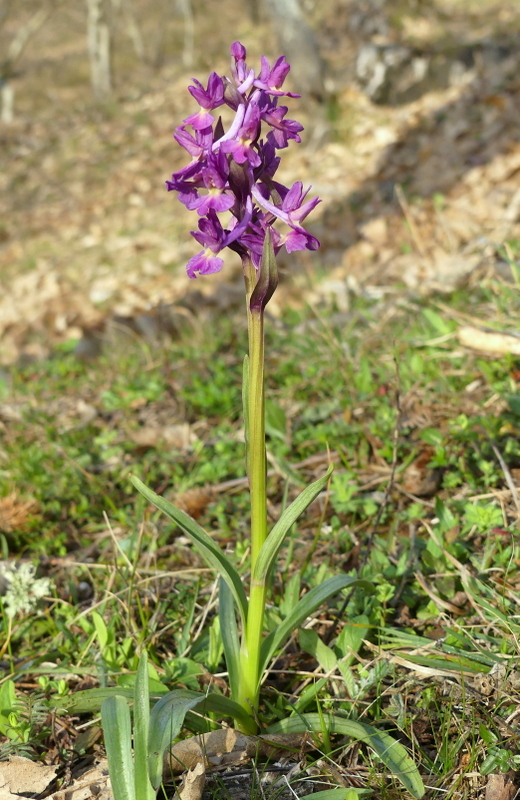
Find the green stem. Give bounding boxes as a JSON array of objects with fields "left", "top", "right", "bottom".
[{"left": 236, "top": 258, "right": 268, "bottom": 731}]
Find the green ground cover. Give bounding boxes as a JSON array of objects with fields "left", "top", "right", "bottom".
[{"left": 1, "top": 261, "right": 520, "bottom": 798}]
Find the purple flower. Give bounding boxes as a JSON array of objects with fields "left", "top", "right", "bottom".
[
  {"left": 190, "top": 151, "right": 234, "bottom": 216},
  {"left": 263, "top": 106, "right": 304, "bottom": 149},
  {"left": 186, "top": 250, "right": 224, "bottom": 278},
  {"left": 173, "top": 125, "right": 213, "bottom": 158},
  {"left": 167, "top": 42, "right": 321, "bottom": 281},
  {"left": 254, "top": 55, "right": 299, "bottom": 98},
  {"left": 184, "top": 73, "right": 224, "bottom": 130},
  {"left": 188, "top": 72, "right": 224, "bottom": 109}
]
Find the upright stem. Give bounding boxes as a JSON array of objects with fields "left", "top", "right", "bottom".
[{"left": 237, "top": 258, "right": 268, "bottom": 729}]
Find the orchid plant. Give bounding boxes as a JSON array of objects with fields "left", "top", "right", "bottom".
[
  {"left": 132, "top": 39, "right": 369, "bottom": 727},
  {"left": 99, "top": 42, "right": 424, "bottom": 799}
]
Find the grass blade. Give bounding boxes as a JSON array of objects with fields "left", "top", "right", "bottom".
[
  {"left": 259, "top": 575, "right": 372, "bottom": 674},
  {"left": 101, "top": 696, "right": 135, "bottom": 800},
  {"left": 131, "top": 475, "right": 248, "bottom": 627},
  {"left": 267, "top": 714, "right": 424, "bottom": 799}
]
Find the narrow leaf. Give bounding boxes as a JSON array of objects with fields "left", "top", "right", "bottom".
[
  {"left": 299, "top": 628, "right": 337, "bottom": 673},
  {"left": 133, "top": 653, "right": 155, "bottom": 800},
  {"left": 147, "top": 690, "right": 252, "bottom": 788},
  {"left": 219, "top": 578, "right": 241, "bottom": 702},
  {"left": 54, "top": 682, "right": 171, "bottom": 714},
  {"left": 131, "top": 476, "right": 248, "bottom": 627},
  {"left": 148, "top": 690, "right": 205, "bottom": 790},
  {"left": 259, "top": 575, "right": 372, "bottom": 674},
  {"left": 267, "top": 714, "right": 424, "bottom": 798},
  {"left": 101, "top": 696, "right": 135, "bottom": 800},
  {"left": 194, "top": 692, "right": 251, "bottom": 729},
  {"left": 299, "top": 791, "right": 364, "bottom": 800},
  {"left": 253, "top": 465, "right": 333, "bottom": 583},
  {"left": 243, "top": 355, "right": 250, "bottom": 473}
]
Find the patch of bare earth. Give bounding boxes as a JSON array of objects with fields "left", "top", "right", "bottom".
[{"left": 1, "top": 0, "right": 519, "bottom": 365}]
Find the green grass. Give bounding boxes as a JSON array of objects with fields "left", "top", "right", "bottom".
[{"left": 1, "top": 270, "right": 520, "bottom": 797}]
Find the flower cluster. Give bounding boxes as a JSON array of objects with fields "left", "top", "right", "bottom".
[
  {"left": 167, "top": 41, "right": 320, "bottom": 279},
  {"left": 0, "top": 562, "right": 52, "bottom": 618}
]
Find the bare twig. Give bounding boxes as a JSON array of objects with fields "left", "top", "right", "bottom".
[{"left": 490, "top": 443, "right": 520, "bottom": 517}]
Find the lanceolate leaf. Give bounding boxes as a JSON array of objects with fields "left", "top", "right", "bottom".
[
  {"left": 267, "top": 714, "right": 424, "bottom": 799},
  {"left": 197, "top": 692, "right": 251, "bottom": 728},
  {"left": 243, "top": 355, "right": 250, "bottom": 472},
  {"left": 148, "top": 691, "right": 204, "bottom": 790},
  {"left": 147, "top": 690, "right": 252, "bottom": 787},
  {"left": 259, "top": 575, "right": 373, "bottom": 674},
  {"left": 219, "top": 578, "right": 241, "bottom": 702},
  {"left": 131, "top": 476, "right": 248, "bottom": 627},
  {"left": 253, "top": 465, "right": 333, "bottom": 584},
  {"left": 101, "top": 696, "right": 135, "bottom": 800},
  {"left": 58, "top": 687, "right": 139, "bottom": 714},
  {"left": 133, "top": 653, "right": 155, "bottom": 800}
]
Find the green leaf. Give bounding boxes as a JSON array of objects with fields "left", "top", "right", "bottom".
[
  {"left": 243, "top": 355, "right": 250, "bottom": 471},
  {"left": 299, "top": 628, "right": 337, "bottom": 673},
  {"left": 253, "top": 465, "right": 333, "bottom": 583},
  {"left": 101, "top": 696, "right": 135, "bottom": 800},
  {"left": 147, "top": 690, "right": 253, "bottom": 787},
  {"left": 279, "top": 572, "right": 301, "bottom": 618},
  {"left": 92, "top": 610, "right": 109, "bottom": 650},
  {"left": 433, "top": 497, "right": 457, "bottom": 535},
  {"left": 219, "top": 578, "right": 241, "bottom": 702},
  {"left": 133, "top": 653, "right": 155, "bottom": 800},
  {"left": 506, "top": 394, "right": 520, "bottom": 416},
  {"left": 267, "top": 714, "right": 424, "bottom": 799},
  {"left": 299, "top": 789, "right": 370, "bottom": 799},
  {"left": 265, "top": 400, "right": 287, "bottom": 441},
  {"left": 131, "top": 476, "right": 248, "bottom": 627},
  {"left": 259, "top": 575, "right": 373, "bottom": 674},
  {"left": 54, "top": 683, "right": 169, "bottom": 714},
  {"left": 147, "top": 690, "right": 205, "bottom": 790},
  {"left": 423, "top": 307, "right": 454, "bottom": 336},
  {"left": 0, "top": 680, "right": 16, "bottom": 738},
  {"left": 196, "top": 692, "right": 251, "bottom": 729},
  {"left": 57, "top": 687, "right": 137, "bottom": 713},
  {"left": 336, "top": 614, "right": 371, "bottom": 667}
]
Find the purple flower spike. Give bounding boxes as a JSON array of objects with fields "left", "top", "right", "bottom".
[{"left": 167, "top": 41, "right": 321, "bottom": 285}]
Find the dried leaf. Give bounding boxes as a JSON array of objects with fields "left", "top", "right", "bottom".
[
  {"left": 458, "top": 327, "right": 520, "bottom": 356},
  {"left": 178, "top": 761, "right": 205, "bottom": 800},
  {"left": 0, "top": 493, "right": 39, "bottom": 533},
  {"left": 166, "top": 729, "right": 308, "bottom": 773},
  {"left": 485, "top": 772, "right": 517, "bottom": 800},
  {"left": 49, "top": 759, "right": 111, "bottom": 800},
  {"left": 0, "top": 756, "right": 57, "bottom": 795}
]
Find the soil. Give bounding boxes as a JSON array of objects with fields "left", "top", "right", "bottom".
[{"left": 1, "top": 0, "right": 519, "bottom": 367}]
